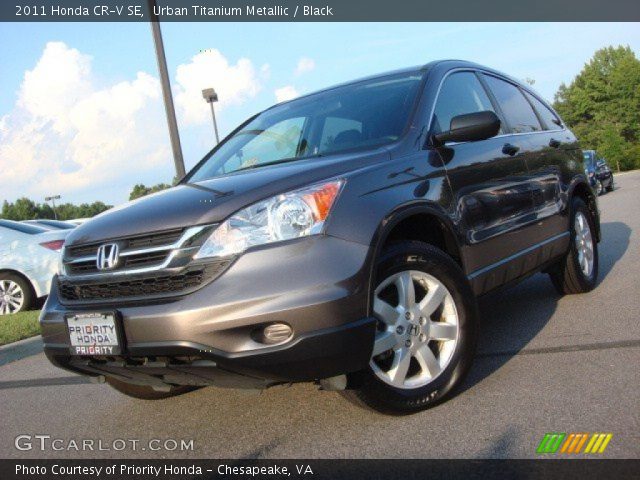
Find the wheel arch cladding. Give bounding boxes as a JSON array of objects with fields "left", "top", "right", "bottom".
[
  {"left": 571, "top": 180, "right": 600, "bottom": 242},
  {"left": 377, "top": 209, "right": 463, "bottom": 269}
]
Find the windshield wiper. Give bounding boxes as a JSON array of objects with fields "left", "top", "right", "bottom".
[{"left": 184, "top": 183, "right": 233, "bottom": 197}]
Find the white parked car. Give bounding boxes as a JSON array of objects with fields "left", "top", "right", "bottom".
[
  {"left": 23, "top": 219, "right": 77, "bottom": 230},
  {"left": 68, "top": 217, "right": 90, "bottom": 226},
  {"left": 0, "top": 219, "right": 69, "bottom": 315}
]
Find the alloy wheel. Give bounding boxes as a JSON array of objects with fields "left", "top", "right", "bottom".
[
  {"left": 371, "top": 270, "right": 459, "bottom": 389},
  {"left": 0, "top": 280, "right": 25, "bottom": 315},
  {"left": 574, "top": 211, "right": 594, "bottom": 278}
]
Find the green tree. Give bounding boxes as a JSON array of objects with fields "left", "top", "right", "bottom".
[
  {"left": 0, "top": 198, "right": 111, "bottom": 221},
  {"left": 554, "top": 45, "right": 640, "bottom": 172},
  {"left": 1, "top": 198, "right": 40, "bottom": 220},
  {"left": 129, "top": 183, "right": 172, "bottom": 201}
]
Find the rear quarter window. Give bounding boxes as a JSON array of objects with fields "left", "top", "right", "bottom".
[
  {"left": 482, "top": 75, "right": 542, "bottom": 134},
  {"left": 523, "top": 91, "right": 562, "bottom": 130}
]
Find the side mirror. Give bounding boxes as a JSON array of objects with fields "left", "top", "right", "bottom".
[{"left": 432, "top": 111, "right": 501, "bottom": 146}]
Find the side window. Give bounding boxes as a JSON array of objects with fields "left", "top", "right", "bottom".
[
  {"left": 320, "top": 116, "right": 363, "bottom": 153},
  {"left": 482, "top": 75, "right": 541, "bottom": 134},
  {"left": 431, "top": 72, "right": 497, "bottom": 135},
  {"left": 523, "top": 91, "right": 561, "bottom": 130}
]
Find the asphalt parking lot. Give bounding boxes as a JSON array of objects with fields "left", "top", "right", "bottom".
[{"left": 1, "top": 171, "right": 639, "bottom": 460}]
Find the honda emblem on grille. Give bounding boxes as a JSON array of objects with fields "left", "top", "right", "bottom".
[{"left": 96, "top": 243, "right": 120, "bottom": 271}]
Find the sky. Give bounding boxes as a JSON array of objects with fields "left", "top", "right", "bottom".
[{"left": 1, "top": 22, "right": 639, "bottom": 207}]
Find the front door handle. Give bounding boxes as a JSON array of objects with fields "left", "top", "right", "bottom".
[
  {"left": 549, "top": 138, "right": 561, "bottom": 148},
  {"left": 502, "top": 143, "right": 520, "bottom": 156}
]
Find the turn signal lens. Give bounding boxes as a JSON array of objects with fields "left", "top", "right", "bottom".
[
  {"left": 301, "top": 181, "right": 342, "bottom": 222},
  {"left": 40, "top": 240, "right": 65, "bottom": 251}
]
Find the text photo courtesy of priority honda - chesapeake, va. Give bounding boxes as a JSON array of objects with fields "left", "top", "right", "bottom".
[{"left": 0, "top": 1, "right": 639, "bottom": 479}]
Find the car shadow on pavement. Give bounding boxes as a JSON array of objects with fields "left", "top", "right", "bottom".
[
  {"left": 459, "top": 221, "right": 630, "bottom": 395},
  {"left": 473, "top": 425, "right": 521, "bottom": 458}
]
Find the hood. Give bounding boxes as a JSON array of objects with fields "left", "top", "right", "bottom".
[{"left": 64, "top": 148, "right": 390, "bottom": 246}]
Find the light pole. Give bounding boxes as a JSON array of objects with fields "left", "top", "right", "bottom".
[
  {"left": 202, "top": 88, "right": 220, "bottom": 144},
  {"left": 45, "top": 195, "right": 61, "bottom": 220},
  {"left": 147, "top": 0, "right": 186, "bottom": 179}
]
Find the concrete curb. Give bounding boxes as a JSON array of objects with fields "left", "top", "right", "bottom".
[{"left": 0, "top": 335, "right": 43, "bottom": 367}]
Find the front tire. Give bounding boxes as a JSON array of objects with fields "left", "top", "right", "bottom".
[
  {"left": 106, "top": 377, "right": 199, "bottom": 400},
  {"left": 549, "top": 197, "right": 598, "bottom": 295},
  {"left": 606, "top": 179, "right": 614, "bottom": 192},
  {"left": 595, "top": 179, "right": 603, "bottom": 195},
  {"left": 349, "top": 241, "right": 478, "bottom": 414}
]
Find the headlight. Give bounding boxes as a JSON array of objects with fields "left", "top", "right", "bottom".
[{"left": 194, "top": 179, "right": 344, "bottom": 259}]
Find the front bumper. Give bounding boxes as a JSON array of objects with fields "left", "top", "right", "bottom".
[
  {"left": 596, "top": 171, "right": 613, "bottom": 184},
  {"left": 40, "top": 235, "right": 376, "bottom": 388}
]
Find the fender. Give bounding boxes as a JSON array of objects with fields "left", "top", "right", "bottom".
[
  {"left": 567, "top": 174, "right": 601, "bottom": 242},
  {"left": 365, "top": 201, "right": 464, "bottom": 316},
  {"left": 567, "top": 173, "right": 595, "bottom": 198}
]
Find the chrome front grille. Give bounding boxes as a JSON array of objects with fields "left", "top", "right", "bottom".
[
  {"left": 62, "top": 226, "right": 210, "bottom": 277},
  {"left": 127, "top": 229, "right": 185, "bottom": 249},
  {"left": 58, "top": 224, "right": 230, "bottom": 303},
  {"left": 66, "top": 249, "right": 170, "bottom": 274},
  {"left": 66, "top": 229, "right": 183, "bottom": 259}
]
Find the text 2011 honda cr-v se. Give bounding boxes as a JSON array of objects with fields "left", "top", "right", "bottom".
[{"left": 41, "top": 60, "right": 600, "bottom": 414}]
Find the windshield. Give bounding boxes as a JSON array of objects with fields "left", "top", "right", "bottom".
[{"left": 188, "top": 71, "right": 425, "bottom": 182}]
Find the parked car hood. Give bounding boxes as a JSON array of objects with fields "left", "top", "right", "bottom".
[
  {"left": 64, "top": 148, "right": 390, "bottom": 246},
  {"left": 38, "top": 229, "right": 72, "bottom": 242}
]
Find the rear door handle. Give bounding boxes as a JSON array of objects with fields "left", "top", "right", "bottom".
[
  {"left": 549, "top": 138, "right": 561, "bottom": 148},
  {"left": 502, "top": 143, "right": 520, "bottom": 156}
]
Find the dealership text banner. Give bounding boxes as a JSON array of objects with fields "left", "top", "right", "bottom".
[
  {"left": 4, "top": 459, "right": 640, "bottom": 480},
  {"left": 3, "top": 0, "right": 640, "bottom": 22}
]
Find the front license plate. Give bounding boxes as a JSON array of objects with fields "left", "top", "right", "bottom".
[{"left": 66, "top": 312, "right": 121, "bottom": 355}]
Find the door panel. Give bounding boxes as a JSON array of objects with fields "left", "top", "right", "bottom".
[
  {"left": 519, "top": 91, "right": 578, "bottom": 239},
  {"left": 526, "top": 132, "right": 565, "bottom": 220},
  {"left": 442, "top": 136, "right": 534, "bottom": 274},
  {"left": 464, "top": 74, "right": 569, "bottom": 284},
  {"left": 429, "top": 70, "right": 537, "bottom": 277}
]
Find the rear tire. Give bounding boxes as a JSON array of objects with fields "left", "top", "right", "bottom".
[
  {"left": 106, "top": 377, "right": 199, "bottom": 400},
  {"left": 0, "top": 273, "right": 34, "bottom": 315},
  {"left": 549, "top": 197, "right": 598, "bottom": 295},
  {"left": 349, "top": 241, "right": 478, "bottom": 414}
]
